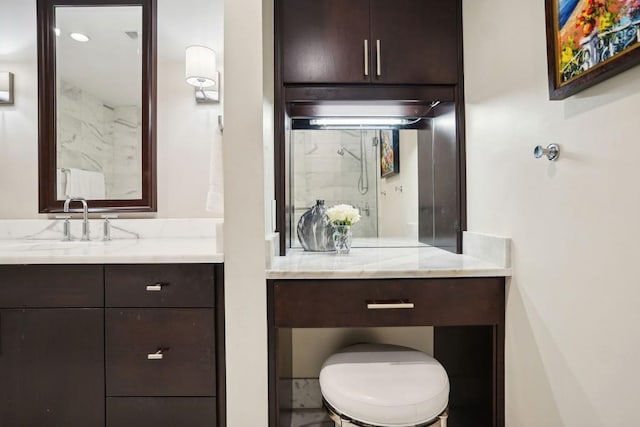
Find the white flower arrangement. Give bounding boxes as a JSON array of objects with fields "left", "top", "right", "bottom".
[{"left": 326, "top": 204, "right": 361, "bottom": 226}]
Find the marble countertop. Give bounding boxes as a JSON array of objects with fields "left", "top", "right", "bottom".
[
  {"left": 266, "top": 245, "right": 511, "bottom": 279},
  {"left": 0, "top": 238, "right": 223, "bottom": 264}
]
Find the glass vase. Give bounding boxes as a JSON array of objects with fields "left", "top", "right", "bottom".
[
  {"left": 296, "top": 200, "right": 335, "bottom": 251},
  {"left": 332, "top": 225, "right": 352, "bottom": 255}
]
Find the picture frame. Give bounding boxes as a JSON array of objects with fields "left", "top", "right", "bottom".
[
  {"left": 545, "top": 0, "right": 640, "bottom": 100},
  {"left": 379, "top": 129, "right": 399, "bottom": 178}
]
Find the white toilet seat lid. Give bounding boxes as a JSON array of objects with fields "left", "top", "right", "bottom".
[{"left": 319, "top": 343, "right": 449, "bottom": 427}]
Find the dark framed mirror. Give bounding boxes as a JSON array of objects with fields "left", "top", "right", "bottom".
[{"left": 37, "top": 0, "right": 157, "bottom": 213}]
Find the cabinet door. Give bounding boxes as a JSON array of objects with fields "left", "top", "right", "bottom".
[
  {"left": 371, "top": 0, "right": 459, "bottom": 84},
  {"left": 0, "top": 309, "right": 104, "bottom": 427},
  {"left": 281, "top": 0, "right": 371, "bottom": 84}
]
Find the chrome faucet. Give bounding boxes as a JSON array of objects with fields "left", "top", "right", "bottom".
[{"left": 63, "top": 197, "right": 90, "bottom": 241}]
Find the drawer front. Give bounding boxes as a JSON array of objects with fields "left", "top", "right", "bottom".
[
  {"left": 0, "top": 264, "right": 103, "bottom": 308},
  {"left": 273, "top": 277, "right": 504, "bottom": 327},
  {"left": 106, "top": 308, "right": 216, "bottom": 396},
  {"left": 106, "top": 264, "right": 215, "bottom": 307},
  {"left": 107, "top": 397, "right": 216, "bottom": 427}
]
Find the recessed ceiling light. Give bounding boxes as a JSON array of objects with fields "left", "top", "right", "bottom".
[
  {"left": 69, "top": 32, "right": 90, "bottom": 42},
  {"left": 54, "top": 28, "right": 61, "bottom": 37}
]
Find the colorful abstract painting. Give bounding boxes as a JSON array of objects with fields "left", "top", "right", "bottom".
[
  {"left": 546, "top": 0, "right": 640, "bottom": 98},
  {"left": 379, "top": 130, "right": 399, "bottom": 178}
]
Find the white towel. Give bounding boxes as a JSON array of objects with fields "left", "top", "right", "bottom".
[
  {"left": 65, "top": 168, "right": 106, "bottom": 200},
  {"left": 56, "top": 169, "right": 67, "bottom": 200},
  {"left": 206, "top": 130, "right": 224, "bottom": 217}
]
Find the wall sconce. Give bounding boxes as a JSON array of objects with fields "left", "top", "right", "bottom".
[
  {"left": 0, "top": 72, "right": 14, "bottom": 105},
  {"left": 185, "top": 45, "right": 219, "bottom": 103}
]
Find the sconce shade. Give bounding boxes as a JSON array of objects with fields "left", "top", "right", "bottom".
[
  {"left": 0, "top": 72, "right": 14, "bottom": 105},
  {"left": 185, "top": 45, "right": 217, "bottom": 88}
]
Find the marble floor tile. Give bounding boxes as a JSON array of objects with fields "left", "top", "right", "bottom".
[{"left": 288, "top": 408, "right": 334, "bottom": 427}]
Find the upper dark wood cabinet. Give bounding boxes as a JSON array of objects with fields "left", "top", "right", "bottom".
[
  {"left": 280, "top": 0, "right": 459, "bottom": 85},
  {"left": 370, "top": 0, "right": 458, "bottom": 84},
  {"left": 281, "top": 0, "right": 370, "bottom": 84}
]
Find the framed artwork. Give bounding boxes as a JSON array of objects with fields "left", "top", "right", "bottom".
[
  {"left": 545, "top": 0, "right": 640, "bottom": 99},
  {"left": 380, "top": 129, "right": 399, "bottom": 178}
]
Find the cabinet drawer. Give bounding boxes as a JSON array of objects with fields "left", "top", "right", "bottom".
[
  {"left": 105, "top": 264, "right": 214, "bottom": 307},
  {"left": 106, "top": 308, "right": 216, "bottom": 396},
  {"left": 0, "top": 264, "right": 103, "bottom": 308},
  {"left": 273, "top": 278, "right": 504, "bottom": 327},
  {"left": 107, "top": 397, "right": 216, "bottom": 427}
]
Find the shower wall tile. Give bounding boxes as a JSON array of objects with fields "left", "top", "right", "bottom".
[
  {"left": 292, "top": 129, "right": 379, "bottom": 243},
  {"left": 57, "top": 80, "right": 141, "bottom": 200}
]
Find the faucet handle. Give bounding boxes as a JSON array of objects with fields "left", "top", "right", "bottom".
[
  {"left": 55, "top": 215, "right": 72, "bottom": 241},
  {"left": 101, "top": 214, "right": 118, "bottom": 241}
]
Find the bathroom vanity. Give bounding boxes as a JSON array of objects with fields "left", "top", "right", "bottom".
[
  {"left": 267, "top": 246, "right": 510, "bottom": 427},
  {"left": 0, "top": 238, "right": 225, "bottom": 427}
]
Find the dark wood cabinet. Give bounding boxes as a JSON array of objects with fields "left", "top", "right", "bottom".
[
  {"left": 268, "top": 277, "right": 505, "bottom": 427},
  {"left": 106, "top": 397, "right": 217, "bottom": 427},
  {"left": 0, "top": 263, "right": 225, "bottom": 427},
  {"left": 370, "top": 0, "right": 459, "bottom": 84},
  {"left": 104, "top": 263, "right": 223, "bottom": 426},
  {"left": 280, "top": 0, "right": 459, "bottom": 85},
  {"left": 0, "top": 265, "right": 105, "bottom": 427},
  {"left": 0, "top": 309, "right": 105, "bottom": 427},
  {"left": 281, "top": 0, "right": 370, "bottom": 84},
  {"left": 105, "top": 264, "right": 215, "bottom": 308},
  {"left": 106, "top": 308, "right": 216, "bottom": 397}
]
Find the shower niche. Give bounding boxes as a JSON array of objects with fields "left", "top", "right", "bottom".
[{"left": 284, "top": 100, "right": 462, "bottom": 251}]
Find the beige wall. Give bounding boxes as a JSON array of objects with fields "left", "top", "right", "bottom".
[
  {"left": 223, "top": 0, "right": 272, "bottom": 425},
  {"left": 464, "top": 0, "right": 640, "bottom": 425},
  {"left": 379, "top": 129, "right": 419, "bottom": 239},
  {"left": 0, "top": 0, "right": 222, "bottom": 218}
]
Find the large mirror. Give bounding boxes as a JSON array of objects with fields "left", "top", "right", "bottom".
[
  {"left": 291, "top": 128, "right": 419, "bottom": 245},
  {"left": 38, "top": 0, "right": 156, "bottom": 212},
  {"left": 287, "top": 101, "right": 460, "bottom": 250}
]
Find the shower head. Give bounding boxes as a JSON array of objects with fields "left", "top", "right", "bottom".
[{"left": 337, "top": 147, "right": 345, "bottom": 156}]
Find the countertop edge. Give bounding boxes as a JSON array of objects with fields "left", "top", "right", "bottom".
[
  {"left": 0, "top": 254, "right": 225, "bottom": 265},
  {"left": 266, "top": 267, "right": 512, "bottom": 280}
]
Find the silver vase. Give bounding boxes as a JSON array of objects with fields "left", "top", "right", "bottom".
[{"left": 296, "top": 200, "right": 335, "bottom": 251}]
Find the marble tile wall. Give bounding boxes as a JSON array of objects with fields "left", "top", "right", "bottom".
[
  {"left": 292, "top": 130, "right": 379, "bottom": 246},
  {"left": 109, "top": 106, "right": 142, "bottom": 199},
  {"left": 57, "top": 80, "right": 141, "bottom": 200}
]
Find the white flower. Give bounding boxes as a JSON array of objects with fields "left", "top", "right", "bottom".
[{"left": 326, "top": 204, "right": 361, "bottom": 226}]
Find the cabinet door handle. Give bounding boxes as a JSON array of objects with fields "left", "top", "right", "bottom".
[
  {"left": 366, "top": 300, "right": 414, "bottom": 310},
  {"left": 376, "top": 39, "right": 381, "bottom": 77},
  {"left": 147, "top": 349, "right": 165, "bottom": 360},
  {"left": 146, "top": 283, "right": 163, "bottom": 292},
  {"left": 364, "top": 39, "right": 369, "bottom": 76}
]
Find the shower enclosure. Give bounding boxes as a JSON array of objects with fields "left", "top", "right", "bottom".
[{"left": 290, "top": 128, "right": 420, "bottom": 248}]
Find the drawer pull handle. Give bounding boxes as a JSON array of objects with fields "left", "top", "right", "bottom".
[
  {"left": 146, "top": 283, "right": 163, "bottom": 292},
  {"left": 366, "top": 300, "right": 414, "bottom": 310},
  {"left": 147, "top": 349, "right": 165, "bottom": 360}
]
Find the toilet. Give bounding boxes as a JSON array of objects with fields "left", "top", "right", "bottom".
[{"left": 319, "top": 343, "right": 449, "bottom": 427}]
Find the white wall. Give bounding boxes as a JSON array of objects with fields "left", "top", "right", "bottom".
[
  {"left": 0, "top": 0, "right": 222, "bottom": 218},
  {"left": 223, "top": 0, "right": 272, "bottom": 425},
  {"left": 379, "top": 129, "right": 419, "bottom": 239},
  {"left": 464, "top": 0, "right": 640, "bottom": 425}
]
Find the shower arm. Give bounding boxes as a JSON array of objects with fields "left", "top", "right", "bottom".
[{"left": 338, "top": 146, "right": 361, "bottom": 161}]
